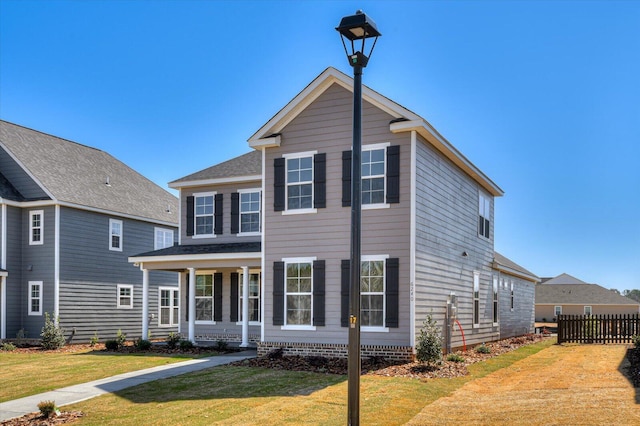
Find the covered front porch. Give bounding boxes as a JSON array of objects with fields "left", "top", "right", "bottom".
[{"left": 129, "top": 242, "right": 262, "bottom": 347}]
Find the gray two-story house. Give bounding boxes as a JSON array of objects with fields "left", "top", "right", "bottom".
[
  {"left": 0, "top": 120, "right": 179, "bottom": 342},
  {"left": 131, "top": 67, "right": 536, "bottom": 359}
]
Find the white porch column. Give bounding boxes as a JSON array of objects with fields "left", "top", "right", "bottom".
[
  {"left": 141, "top": 267, "right": 149, "bottom": 339},
  {"left": 241, "top": 266, "right": 250, "bottom": 348},
  {"left": 188, "top": 268, "right": 196, "bottom": 343}
]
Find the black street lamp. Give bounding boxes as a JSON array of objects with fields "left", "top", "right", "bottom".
[{"left": 336, "top": 10, "right": 380, "bottom": 426}]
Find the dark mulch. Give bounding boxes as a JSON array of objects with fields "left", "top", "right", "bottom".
[{"left": 0, "top": 412, "right": 83, "bottom": 426}]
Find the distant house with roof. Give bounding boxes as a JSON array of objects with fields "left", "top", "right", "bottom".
[
  {"left": 0, "top": 120, "right": 179, "bottom": 342},
  {"left": 535, "top": 273, "right": 640, "bottom": 321}
]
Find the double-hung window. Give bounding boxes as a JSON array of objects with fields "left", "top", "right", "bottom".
[
  {"left": 117, "top": 284, "right": 133, "bottom": 309},
  {"left": 478, "top": 192, "right": 491, "bottom": 239},
  {"left": 195, "top": 193, "right": 215, "bottom": 237},
  {"left": 155, "top": 228, "right": 174, "bottom": 250},
  {"left": 159, "top": 288, "right": 179, "bottom": 326},
  {"left": 492, "top": 277, "right": 499, "bottom": 325},
  {"left": 286, "top": 154, "right": 314, "bottom": 211},
  {"left": 195, "top": 274, "right": 214, "bottom": 322},
  {"left": 239, "top": 272, "right": 261, "bottom": 323},
  {"left": 28, "top": 281, "right": 42, "bottom": 315},
  {"left": 362, "top": 146, "right": 387, "bottom": 206},
  {"left": 285, "top": 260, "right": 313, "bottom": 326},
  {"left": 554, "top": 305, "right": 562, "bottom": 318},
  {"left": 361, "top": 256, "right": 386, "bottom": 328},
  {"left": 584, "top": 305, "right": 592, "bottom": 316},
  {"left": 473, "top": 272, "right": 480, "bottom": 327},
  {"left": 29, "top": 210, "right": 43, "bottom": 245},
  {"left": 109, "top": 219, "right": 123, "bottom": 251},
  {"left": 240, "top": 190, "right": 261, "bottom": 234}
]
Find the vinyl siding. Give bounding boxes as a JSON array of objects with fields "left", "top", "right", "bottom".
[
  {"left": 497, "top": 274, "right": 535, "bottom": 338},
  {"left": 414, "top": 135, "right": 496, "bottom": 348},
  {"left": 262, "top": 83, "right": 411, "bottom": 347},
  {"left": 535, "top": 304, "right": 640, "bottom": 321},
  {"left": 0, "top": 147, "right": 49, "bottom": 200},
  {"left": 4, "top": 205, "right": 23, "bottom": 338}
]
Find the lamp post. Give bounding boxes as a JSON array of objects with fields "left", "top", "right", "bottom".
[{"left": 336, "top": 10, "right": 380, "bottom": 426}]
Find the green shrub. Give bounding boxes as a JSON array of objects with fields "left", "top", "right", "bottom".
[
  {"left": 179, "top": 339, "right": 194, "bottom": 350},
  {"left": 115, "top": 329, "right": 126, "bottom": 347},
  {"left": 632, "top": 335, "right": 640, "bottom": 348},
  {"left": 37, "top": 400, "right": 59, "bottom": 418},
  {"left": 104, "top": 340, "right": 119, "bottom": 351},
  {"left": 446, "top": 353, "right": 465, "bottom": 363},
  {"left": 89, "top": 332, "right": 99, "bottom": 347},
  {"left": 215, "top": 340, "right": 229, "bottom": 352},
  {"left": 415, "top": 313, "right": 443, "bottom": 366},
  {"left": 475, "top": 343, "right": 491, "bottom": 354},
  {"left": 40, "top": 312, "right": 66, "bottom": 350},
  {"left": 135, "top": 338, "right": 152, "bottom": 351},
  {"left": 166, "top": 332, "right": 181, "bottom": 349},
  {"left": 1, "top": 342, "right": 16, "bottom": 351}
]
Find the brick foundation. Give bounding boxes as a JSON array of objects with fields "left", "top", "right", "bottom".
[{"left": 257, "top": 341, "right": 414, "bottom": 362}]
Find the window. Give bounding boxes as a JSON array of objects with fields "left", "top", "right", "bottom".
[
  {"left": 240, "top": 190, "right": 261, "bottom": 234},
  {"left": 478, "top": 192, "right": 491, "bottom": 239},
  {"left": 342, "top": 145, "right": 400, "bottom": 207},
  {"left": 109, "top": 219, "right": 123, "bottom": 251},
  {"left": 361, "top": 257, "right": 386, "bottom": 327},
  {"left": 285, "top": 260, "right": 313, "bottom": 326},
  {"left": 362, "top": 147, "right": 386, "bottom": 205},
  {"left": 195, "top": 274, "right": 214, "bottom": 322},
  {"left": 117, "top": 284, "right": 133, "bottom": 309},
  {"left": 554, "top": 306, "right": 562, "bottom": 317},
  {"left": 238, "top": 272, "right": 261, "bottom": 323},
  {"left": 29, "top": 210, "right": 43, "bottom": 245},
  {"left": 28, "top": 281, "right": 42, "bottom": 315},
  {"left": 584, "top": 306, "right": 592, "bottom": 316},
  {"left": 286, "top": 155, "right": 314, "bottom": 211},
  {"left": 159, "top": 288, "right": 179, "bottom": 327},
  {"left": 155, "top": 228, "right": 174, "bottom": 250},
  {"left": 195, "top": 193, "right": 215, "bottom": 236},
  {"left": 473, "top": 272, "right": 480, "bottom": 327},
  {"left": 510, "top": 281, "right": 515, "bottom": 311},
  {"left": 493, "top": 277, "right": 499, "bottom": 325}
]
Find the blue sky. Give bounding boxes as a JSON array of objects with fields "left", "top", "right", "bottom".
[{"left": 1, "top": 0, "right": 638, "bottom": 291}]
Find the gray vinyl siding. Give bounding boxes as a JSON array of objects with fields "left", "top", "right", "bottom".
[
  {"left": 497, "top": 273, "right": 535, "bottom": 338},
  {"left": 179, "top": 181, "right": 262, "bottom": 245},
  {"left": 0, "top": 147, "right": 49, "bottom": 200},
  {"left": 262, "top": 83, "right": 411, "bottom": 347},
  {"left": 4, "top": 205, "right": 23, "bottom": 338},
  {"left": 414, "top": 135, "right": 496, "bottom": 349}
]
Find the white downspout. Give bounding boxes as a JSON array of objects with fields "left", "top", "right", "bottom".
[
  {"left": 241, "top": 266, "right": 249, "bottom": 347},
  {"left": 141, "top": 266, "right": 149, "bottom": 339},
  {"left": 188, "top": 267, "right": 196, "bottom": 343},
  {"left": 260, "top": 147, "right": 266, "bottom": 343},
  {"left": 410, "top": 130, "right": 417, "bottom": 348}
]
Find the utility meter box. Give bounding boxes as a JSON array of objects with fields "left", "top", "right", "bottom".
[{"left": 447, "top": 293, "right": 458, "bottom": 321}]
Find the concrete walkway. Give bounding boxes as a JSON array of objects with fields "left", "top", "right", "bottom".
[{"left": 0, "top": 350, "right": 256, "bottom": 422}]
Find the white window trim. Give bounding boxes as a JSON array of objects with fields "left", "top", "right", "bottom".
[
  {"left": 29, "top": 210, "right": 44, "bottom": 245},
  {"left": 238, "top": 188, "right": 262, "bottom": 236},
  {"left": 158, "top": 286, "right": 180, "bottom": 327},
  {"left": 281, "top": 256, "right": 316, "bottom": 329},
  {"left": 236, "top": 269, "right": 261, "bottom": 325},
  {"left": 510, "top": 281, "right": 515, "bottom": 311},
  {"left": 492, "top": 276, "right": 499, "bottom": 326},
  {"left": 478, "top": 191, "right": 491, "bottom": 239},
  {"left": 154, "top": 227, "right": 175, "bottom": 250},
  {"left": 361, "top": 254, "right": 389, "bottom": 329},
  {"left": 282, "top": 151, "right": 317, "bottom": 214},
  {"left": 473, "top": 271, "right": 480, "bottom": 328},
  {"left": 554, "top": 306, "right": 562, "bottom": 317},
  {"left": 28, "top": 281, "right": 43, "bottom": 316},
  {"left": 192, "top": 191, "right": 216, "bottom": 238},
  {"left": 117, "top": 284, "right": 133, "bottom": 309},
  {"left": 584, "top": 306, "right": 592, "bottom": 316},
  {"left": 362, "top": 142, "right": 390, "bottom": 209},
  {"left": 109, "top": 219, "right": 123, "bottom": 251},
  {"left": 195, "top": 272, "right": 216, "bottom": 324}
]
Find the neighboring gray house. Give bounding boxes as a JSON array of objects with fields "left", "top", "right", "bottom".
[
  {"left": 132, "top": 67, "right": 535, "bottom": 359},
  {"left": 535, "top": 273, "right": 640, "bottom": 321},
  {"left": 0, "top": 120, "right": 179, "bottom": 342}
]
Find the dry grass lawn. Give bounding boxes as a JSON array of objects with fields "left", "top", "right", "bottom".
[{"left": 408, "top": 343, "right": 640, "bottom": 425}]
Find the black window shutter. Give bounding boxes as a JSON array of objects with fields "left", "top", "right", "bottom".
[
  {"left": 313, "top": 260, "right": 325, "bottom": 326},
  {"left": 230, "top": 272, "right": 239, "bottom": 322},
  {"left": 274, "top": 158, "right": 286, "bottom": 211},
  {"left": 342, "top": 150, "right": 352, "bottom": 207},
  {"left": 186, "top": 196, "right": 195, "bottom": 236},
  {"left": 341, "top": 259, "right": 350, "bottom": 327},
  {"left": 214, "top": 272, "right": 223, "bottom": 322},
  {"left": 214, "top": 194, "right": 223, "bottom": 235},
  {"left": 231, "top": 193, "right": 240, "bottom": 234},
  {"left": 387, "top": 145, "right": 400, "bottom": 204},
  {"left": 273, "top": 261, "right": 285, "bottom": 325},
  {"left": 385, "top": 258, "right": 399, "bottom": 328},
  {"left": 314, "top": 153, "right": 326, "bottom": 209}
]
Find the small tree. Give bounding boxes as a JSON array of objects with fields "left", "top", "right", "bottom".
[
  {"left": 416, "top": 313, "right": 443, "bottom": 366},
  {"left": 40, "top": 312, "right": 66, "bottom": 350}
]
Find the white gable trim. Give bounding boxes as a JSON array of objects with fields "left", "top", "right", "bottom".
[{"left": 169, "top": 174, "right": 261, "bottom": 189}]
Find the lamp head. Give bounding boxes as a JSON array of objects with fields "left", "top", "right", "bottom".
[{"left": 336, "top": 10, "right": 381, "bottom": 67}]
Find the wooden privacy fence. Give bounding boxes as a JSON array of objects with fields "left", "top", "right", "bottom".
[{"left": 557, "top": 314, "right": 640, "bottom": 344}]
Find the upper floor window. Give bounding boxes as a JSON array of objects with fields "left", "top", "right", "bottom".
[
  {"left": 274, "top": 152, "right": 325, "bottom": 214},
  {"left": 362, "top": 146, "right": 386, "bottom": 205},
  {"left": 186, "top": 193, "right": 222, "bottom": 238},
  {"left": 342, "top": 144, "right": 400, "bottom": 208},
  {"left": 239, "top": 190, "right": 261, "bottom": 234},
  {"left": 155, "top": 227, "right": 174, "bottom": 250},
  {"left": 478, "top": 192, "right": 491, "bottom": 239},
  {"left": 29, "top": 210, "right": 43, "bottom": 245},
  {"left": 28, "top": 281, "right": 42, "bottom": 315},
  {"left": 195, "top": 192, "right": 215, "bottom": 236},
  {"left": 109, "top": 219, "right": 123, "bottom": 251},
  {"left": 117, "top": 284, "right": 133, "bottom": 309}
]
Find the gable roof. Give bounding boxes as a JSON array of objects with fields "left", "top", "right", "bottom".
[
  {"left": 535, "top": 283, "right": 640, "bottom": 306},
  {"left": 493, "top": 252, "right": 539, "bottom": 283},
  {"left": 0, "top": 120, "right": 178, "bottom": 225},
  {"left": 540, "top": 273, "right": 588, "bottom": 285},
  {"left": 248, "top": 67, "right": 503, "bottom": 197},
  {"left": 170, "top": 150, "right": 261, "bottom": 189}
]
